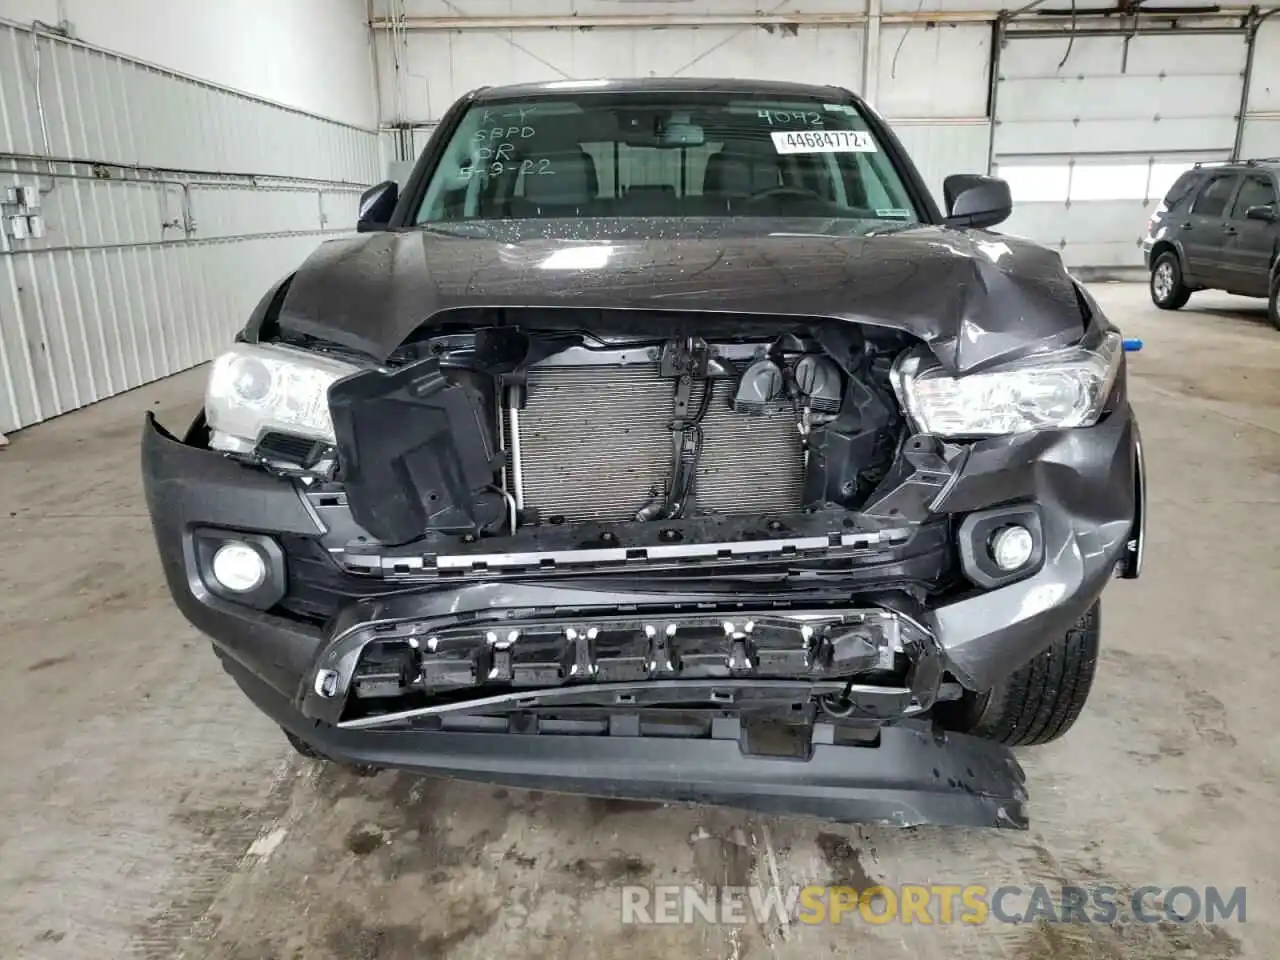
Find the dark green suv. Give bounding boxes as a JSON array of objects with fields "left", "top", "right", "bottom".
[{"left": 1142, "top": 159, "right": 1280, "bottom": 329}]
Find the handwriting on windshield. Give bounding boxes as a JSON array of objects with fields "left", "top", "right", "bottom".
[
  {"left": 478, "top": 106, "right": 537, "bottom": 125},
  {"left": 475, "top": 125, "right": 537, "bottom": 142},
  {"left": 757, "top": 109, "right": 824, "bottom": 127},
  {"left": 463, "top": 123, "right": 555, "bottom": 179},
  {"left": 461, "top": 157, "right": 556, "bottom": 179}
]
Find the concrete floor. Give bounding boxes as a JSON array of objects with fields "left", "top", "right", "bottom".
[{"left": 1, "top": 282, "right": 1277, "bottom": 959}]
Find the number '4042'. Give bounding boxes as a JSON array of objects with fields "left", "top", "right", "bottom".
[{"left": 758, "top": 109, "right": 823, "bottom": 127}]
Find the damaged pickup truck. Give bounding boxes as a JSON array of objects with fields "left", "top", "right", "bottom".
[{"left": 142, "top": 78, "right": 1145, "bottom": 829}]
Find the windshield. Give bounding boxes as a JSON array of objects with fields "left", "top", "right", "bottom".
[{"left": 415, "top": 92, "right": 921, "bottom": 224}]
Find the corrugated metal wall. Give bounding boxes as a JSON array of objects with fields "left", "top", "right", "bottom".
[
  {"left": 874, "top": 23, "right": 992, "bottom": 202},
  {"left": 0, "top": 20, "right": 380, "bottom": 433}
]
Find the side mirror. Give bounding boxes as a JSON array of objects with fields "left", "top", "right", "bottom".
[
  {"left": 1245, "top": 204, "right": 1277, "bottom": 222},
  {"left": 943, "top": 174, "right": 1013, "bottom": 230},
  {"left": 357, "top": 180, "right": 399, "bottom": 232}
]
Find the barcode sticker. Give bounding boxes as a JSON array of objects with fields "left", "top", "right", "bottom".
[{"left": 771, "top": 130, "right": 877, "bottom": 154}]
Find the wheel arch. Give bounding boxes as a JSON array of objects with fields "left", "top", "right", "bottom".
[{"left": 1149, "top": 239, "right": 1184, "bottom": 272}]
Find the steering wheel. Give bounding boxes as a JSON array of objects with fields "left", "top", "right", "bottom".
[{"left": 744, "top": 185, "right": 825, "bottom": 203}]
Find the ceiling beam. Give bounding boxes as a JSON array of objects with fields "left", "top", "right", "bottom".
[
  {"left": 369, "top": 7, "right": 1263, "bottom": 30},
  {"left": 368, "top": 12, "right": 1003, "bottom": 31}
]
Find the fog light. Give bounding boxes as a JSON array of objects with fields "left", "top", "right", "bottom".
[
  {"left": 989, "top": 525, "right": 1034, "bottom": 572},
  {"left": 210, "top": 541, "right": 268, "bottom": 593}
]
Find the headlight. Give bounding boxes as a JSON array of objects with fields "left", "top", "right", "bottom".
[
  {"left": 205, "top": 343, "right": 360, "bottom": 452},
  {"left": 891, "top": 331, "right": 1122, "bottom": 436}
]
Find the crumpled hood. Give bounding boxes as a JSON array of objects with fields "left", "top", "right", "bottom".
[{"left": 271, "top": 217, "right": 1086, "bottom": 374}]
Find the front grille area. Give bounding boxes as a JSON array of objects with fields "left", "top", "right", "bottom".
[
  {"left": 513, "top": 362, "right": 805, "bottom": 523},
  {"left": 277, "top": 534, "right": 388, "bottom": 623}
]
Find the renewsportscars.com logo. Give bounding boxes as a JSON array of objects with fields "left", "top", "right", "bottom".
[{"left": 621, "top": 884, "right": 1247, "bottom": 927}]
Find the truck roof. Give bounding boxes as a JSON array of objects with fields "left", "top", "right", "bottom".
[{"left": 470, "top": 77, "right": 861, "bottom": 103}]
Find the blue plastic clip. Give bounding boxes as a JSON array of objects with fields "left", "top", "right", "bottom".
[{"left": 1122, "top": 338, "right": 1143, "bottom": 353}]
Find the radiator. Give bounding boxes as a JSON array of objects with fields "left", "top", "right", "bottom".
[{"left": 511, "top": 361, "right": 805, "bottom": 523}]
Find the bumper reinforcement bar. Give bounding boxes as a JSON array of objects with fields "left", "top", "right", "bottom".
[
  {"left": 302, "top": 605, "right": 940, "bottom": 723},
  {"left": 340, "top": 679, "right": 859, "bottom": 729}
]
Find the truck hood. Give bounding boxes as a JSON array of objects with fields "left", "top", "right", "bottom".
[{"left": 272, "top": 217, "right": 1086, "bottom": 374}]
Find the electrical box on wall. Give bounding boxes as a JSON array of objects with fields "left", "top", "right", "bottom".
[
  {"left": 6, "top": 185, "right": 40, "bottom": 209},
  {"left": 6, "top": 215, "right": 31, "bottom": 240},
  {"left": 2, "top": 183, "right": 46, "bottom": 241}
]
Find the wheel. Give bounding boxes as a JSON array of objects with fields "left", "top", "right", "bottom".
[
  {"left": 1269, "top": 274, "right": 1279, "bottom": 331},
  {"left": 940, "top": 603, "right": 1100, "bottom": 747},
  {"left": 284, "top": 728, "right": 322, "bottom": 759},
  {"left": 1150, "top": 251, "right": 1191, "bottom": 310},
  {"left": 282, "top": 727, "right": 381, "bottom": 775}
]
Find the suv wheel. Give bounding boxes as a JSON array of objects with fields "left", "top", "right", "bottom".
[
  {"left": 1150, "top": 251, "right": 1191, "bottom": 310},
  {"left": 1269, "top": 273, "right": 1279, "bottom": 330},
  {"left": 938, "top": 603, "right": 1100, "bottom": 747}
]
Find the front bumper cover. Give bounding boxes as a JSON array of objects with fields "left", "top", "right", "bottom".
[
  {"left": 231, "top": 657, "right": 1027, "bottom": 828},
  {"left": 143, "top": 406, "right": 1140, "bottom": 694},
  {"left": 141, "top": 398, "right": 1140, "bottom": 827}
]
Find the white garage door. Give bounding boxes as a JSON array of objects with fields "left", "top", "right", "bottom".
[
  {"left": 992, "top": 31, "right": 1248, "bottom": 269},
  {"left": 1241, "top": 18, "right": 1280, "bottom": 159}
]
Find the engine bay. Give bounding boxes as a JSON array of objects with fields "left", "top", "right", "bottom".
[
  {"left": 276, "top": 316, "right": 910, "bottom": 548},
  {"left": 507, "top": 336, "right": 846, "bottom": 526}
]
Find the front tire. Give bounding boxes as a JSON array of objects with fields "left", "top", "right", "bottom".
[
  {"left": 1268, "top": 273, "right": 1279, "bottom": 331},
  {"left": 942, "top": 603, "right": 1100, "bottom": 747},
  {"left": 283, "top": 727, "right": 381, "bottom": 776},
  {"left": 284, "top": 728, "right": 322, "bottom": 759},
  {"left": 1150, "top": 251, "right": 1191, "bottom": 310}
]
